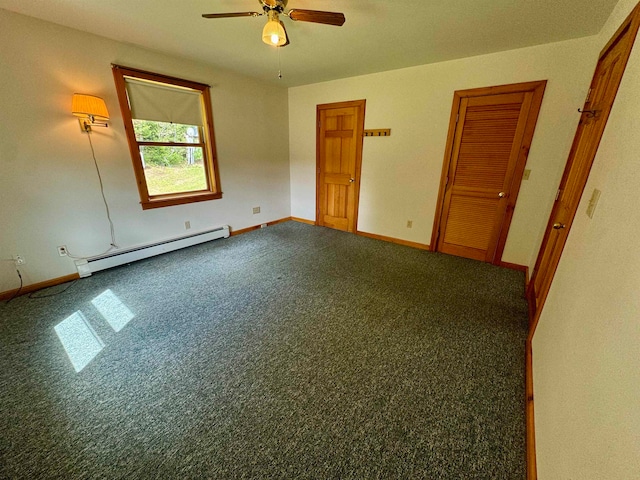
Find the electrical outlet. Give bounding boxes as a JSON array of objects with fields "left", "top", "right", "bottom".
[
  {"left": 260, "top": 223, "right": 268, "bottom": 228},
  {"left": 185, "top": 221, "right": 191, "bottom": 230},
  {"left": 523, "top": 169, "right": 531, "bottom": 180},
  {"left": 253, "top": 206, "right": 261, "bottom": 215},
  {"left": 13, "top": 255, "right": 25, "bottom": 265},
  {"left": 406, "top": 220, "right": 413, "bottom": 228},
  {"left": 58, "top": 246, "right": 68, "bottom": 257}
]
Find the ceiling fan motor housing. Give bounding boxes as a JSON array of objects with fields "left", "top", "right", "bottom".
[{"left": 261, "top": 0, "right": 287, "bottom": 13}]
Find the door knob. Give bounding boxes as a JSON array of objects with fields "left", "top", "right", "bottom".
[
  {"left": 553, "top": 223, "right": 566, "bottom": 229},
  {"left": 498, "top": 192, "right": 506, "bottom": 198},
  {"left": 349, "top": 178, "right": 355, "bottom": 183}
]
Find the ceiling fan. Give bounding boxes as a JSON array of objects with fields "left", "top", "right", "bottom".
[{"left": 202, "top": 0, "right": 346, "bottom": 47}]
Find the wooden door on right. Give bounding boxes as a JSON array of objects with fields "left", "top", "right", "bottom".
[{"left": 529, "top": 5, "right": 640, "bottom": 321}]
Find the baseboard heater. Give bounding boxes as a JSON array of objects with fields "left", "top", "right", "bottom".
[{"left": 76, "top": 225, "right": 230, "bottom": 277}]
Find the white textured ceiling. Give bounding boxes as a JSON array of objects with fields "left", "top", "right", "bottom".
[{"left": 0, "top": 0, "right": 618, "bottom": 87}]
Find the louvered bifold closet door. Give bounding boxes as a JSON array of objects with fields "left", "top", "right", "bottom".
[{"left": 437, "top": 92, "right": 533, "bottom": 262}]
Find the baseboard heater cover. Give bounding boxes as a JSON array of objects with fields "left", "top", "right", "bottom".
[{"left": 77, "top": 225, "right": 230, "bottom": 276}]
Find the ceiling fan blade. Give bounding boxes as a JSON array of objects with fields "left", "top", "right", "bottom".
[
  {"left": 202, "top": 12, "right": 262, "bottom": 19},
  {"left": 287, "top": 9, "right": 345, "bottom": 26},
  {"left": 279, "top": 20, "right": 290, "bottom": 47}
]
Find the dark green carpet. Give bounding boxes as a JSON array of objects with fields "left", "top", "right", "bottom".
[{"left": 0, "top": 222, "right": 528, "bottom": 479}]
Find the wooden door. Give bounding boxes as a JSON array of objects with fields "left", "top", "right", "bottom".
[
  {"left": 316, "top": 100, "right": 366, "bottom": 232},
  {"left": 529, "top": 5, "right": 640, "bottom": 324},
  {"left": 432, "top": 82, "right": 546, "bottom": 263}
]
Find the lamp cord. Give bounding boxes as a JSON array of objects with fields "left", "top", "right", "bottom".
[
  {"left": 28, "top": 279, "right": 78, "bottom": 299},
  {"left": 88, "top": 133, "right": 118, "bottom": 249},
  {"left": 5, "top": 268, "right": 23, "bottom": 304},
  {"left": 65, "top": 132, "right": 119, "bottom": 259}
]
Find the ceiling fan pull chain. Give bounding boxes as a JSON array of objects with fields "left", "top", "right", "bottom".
[{"left": 278, "top": 45, "right": 283, "bottom": 79}]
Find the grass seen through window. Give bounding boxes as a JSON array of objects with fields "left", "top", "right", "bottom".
[
  {"left": 145, "top": 164, "right": 207, "bottom": 196},
  {"left": 134, "top": 119, "right": 208, "bottom": 196}
]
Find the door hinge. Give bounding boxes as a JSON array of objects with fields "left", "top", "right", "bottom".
[
  {"left": 555, "top": 188, "right": 562, "bottom": 201},
  {"left": 585, "top": 88, "right": 592, "bottom": 103},
  {"left": 445, "top": 176, "right": 449, "bottom": 186},
  {"left": 455, "top": 113, "right": 459, "bottom": 124}
]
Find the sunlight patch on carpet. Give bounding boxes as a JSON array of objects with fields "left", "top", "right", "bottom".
[
  {"left": 91, "top": 289, "right": 135, "bottom": 332},
  {"left": 54, "top": 311, "right": 105, "bottom": 372}
]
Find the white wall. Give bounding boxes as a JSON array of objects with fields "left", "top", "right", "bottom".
[
  {"left": 533, "top": 0, "right": 640, "bottom": 478},
  {"left": 289, "top": 37, "right": 600, "bottom": 268},
  {"left": 0, "top": 9, "right": 290, "bottom": 292}
]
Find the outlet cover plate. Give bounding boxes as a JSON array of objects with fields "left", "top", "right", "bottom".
[{"left": 586, "top": 188, "right": 602, "bottom": 219}]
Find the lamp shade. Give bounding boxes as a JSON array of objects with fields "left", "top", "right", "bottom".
[
  {"left": 72, "top": 94, "right": 110, "bottom": 121},
  {"left": 262, "top": 12, "right": 287, "bottom": 46}
]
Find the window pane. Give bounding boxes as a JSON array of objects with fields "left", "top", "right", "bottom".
[
  {"left": 140, "top": 146, "right": 207, "bottom": 195},
  {"left": 133, "top": 120, "right": 201, "bottom": 143}
]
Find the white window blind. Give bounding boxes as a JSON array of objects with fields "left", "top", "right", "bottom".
[{"left": 125, "top": 78, "right": 203, "bottom": 126}]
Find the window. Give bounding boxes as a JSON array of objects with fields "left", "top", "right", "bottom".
[{"left": 112, "top": 65, "right": 222, "bottom": 209}]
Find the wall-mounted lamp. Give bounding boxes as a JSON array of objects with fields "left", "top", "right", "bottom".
[{"left": 72, "top": 94, "right": 110, "bottom": 132}]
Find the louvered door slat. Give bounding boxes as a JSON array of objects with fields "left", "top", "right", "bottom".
[
  {"left": 455, "top": 103, "right": 521, "bottom": 190},
  {"left": 443, "top": 195, "right": 500, "bottom": 252}
]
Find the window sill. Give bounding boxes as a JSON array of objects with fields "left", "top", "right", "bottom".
[{"left": 141, "top": 191, "right": 223, "bottom": 210}]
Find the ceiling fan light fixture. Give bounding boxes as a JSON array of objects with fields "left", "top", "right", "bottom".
[{"left": 262, "top": 10, "right": 286, "bottom": 46}]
